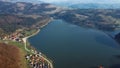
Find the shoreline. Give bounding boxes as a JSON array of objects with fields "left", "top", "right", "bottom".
[
  {"left": 22, "top": 29, "right": 40, "bottom": 45},
  {"left": 22, "top": 18, "right": 54, "bottom": 68},
  {"left": 22, "top": 29, "right": 40, "bottom": 52}
]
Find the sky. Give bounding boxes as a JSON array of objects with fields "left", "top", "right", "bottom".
[
  {"left": 40, "top": 0, "right": 120, "bottom": 4},
  {"left": 1, "top": 0, "right": 120, "bottom": 4}
]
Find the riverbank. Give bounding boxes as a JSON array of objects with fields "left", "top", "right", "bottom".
[
  {"left": 22, "top": 17, "right": 53, "bottom": 52},
  {"left": 40, "top": 17, "right": 54, "bottom": 28},
  {"left": 22, "top": 18, "right": 54, "bottom": 68}
]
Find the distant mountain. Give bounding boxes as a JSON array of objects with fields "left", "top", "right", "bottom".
[
  {"left": 48, "top": 2, "right": 72, "bottom": 7},
  {"left": 0, "top": 1, "right": 63, "bottom": 15},
  {"left": 39, "top": 0, "right": 120, "bottom": 4},
  {"left": 39, "top": 0, "right": 120, "bottom": 8},
  {"left": 0, "top": 0, "right": 43, "bottom": 3},
  {"left": 1, "top": 0, "right": 120, "bottom": 9},
  {"left": 70, "top": 3, "right": 120, "bottom": 9},
  {"left": 0, "top": 1, "right": 120, "bottom": 31}
]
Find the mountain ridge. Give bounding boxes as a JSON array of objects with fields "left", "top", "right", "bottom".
[{"left": 70, "top": 3, "right": 120, "bottom": 9}]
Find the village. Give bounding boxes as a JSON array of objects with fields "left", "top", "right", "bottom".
[
  {"left": 2, "top": 29, "right": 25, "bottom": 42},
  {"left": 1, "top": 29, "right": 53, "bottom": 68},
  {"left": 25, "top": 52, "right": 51, "bottom": 68}
]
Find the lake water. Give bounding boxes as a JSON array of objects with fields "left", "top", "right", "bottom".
[{"left": 29, "top": 20, "right": 120, "bottom": 68}]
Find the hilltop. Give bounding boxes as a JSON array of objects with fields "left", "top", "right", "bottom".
[
  {"left": 0, "top": 1, "right": 62, "bottom": 15},
  {"left": 70, "top": 3, "right": 120, "bottom": 9}
]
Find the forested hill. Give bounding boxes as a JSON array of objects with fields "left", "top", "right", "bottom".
[
  {"left": 0, "top": 14, "right": 50, "bottom": 36},
  {"left": 0, "top": 1, "right": 61, "bottom": 15},
  {"left": 0, "top": 1, "right": 120, "bottom": 31},
  {"left": 53, "top": 9, "right": 120, "bottom": 31},
  {"left": 0, "top": 1, "right": 59, "bottom": 37}
]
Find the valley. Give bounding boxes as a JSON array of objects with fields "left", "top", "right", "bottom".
[{"left": 0, "top": 0, "right": 120, "bottom": 68}]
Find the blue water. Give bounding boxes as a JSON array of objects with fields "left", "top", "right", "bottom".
[{"left": 29, "top": 20, "right": 120, "bottom": 68}]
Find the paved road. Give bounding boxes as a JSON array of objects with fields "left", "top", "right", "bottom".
[{"left": 22, "top": 29, "right": 53, "bottom": 68}]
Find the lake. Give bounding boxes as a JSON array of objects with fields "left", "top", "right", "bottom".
[{"left": 29, "top": 20, "right": 120, "bottom": 68}]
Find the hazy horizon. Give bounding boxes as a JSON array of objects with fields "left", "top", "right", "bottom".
[
  {"left": 39, "top": 0, "right": 120, "bottom": 4},
  {"left": 1, "top": 0, "right": 120, "bottom": 4}
]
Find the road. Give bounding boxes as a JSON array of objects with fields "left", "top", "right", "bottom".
[{"left": 22, "top": 29, "right": 53, "bottom": 68}]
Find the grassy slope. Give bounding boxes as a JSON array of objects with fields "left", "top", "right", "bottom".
[{"left": 0, "top": 43, "right": 28, "bottom": 68}]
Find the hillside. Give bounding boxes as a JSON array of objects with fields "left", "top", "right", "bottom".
[
  {"left": 0, "top": 43, "right": 26, "bottom": 68},
  {"left": 0, "top": 1, "right": 61, "bottom": 15},
  {"left": 0, "top": 1, "right": 120, "bottom": 31},
  {"left": 53, "top": 9, "right": 120, "bottom": 31},
  {"left": 0, "top": 14, "right": 50, "bottom": 36},
  {"left": 70, "top": 3, "right": 120, "bottom": 9},
  {"left": 0, "top": 1, "right": 120, "bottom": 68}
]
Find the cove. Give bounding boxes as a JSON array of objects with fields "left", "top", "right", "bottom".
[{"left": 29, "top": 20, "right": 120, "bottom": 68}]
